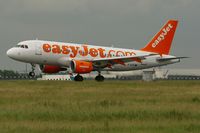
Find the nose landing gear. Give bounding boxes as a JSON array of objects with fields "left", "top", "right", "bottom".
[
  {"left": 29, "top": 64, "right": 36, "bottom": 77},
  {"left": 29, "top": 71, "right": 35, "bottom": 77}
]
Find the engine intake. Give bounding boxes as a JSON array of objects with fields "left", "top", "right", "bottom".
[{"left": 71, "top": 60, "right": 93, "bottom": 74}]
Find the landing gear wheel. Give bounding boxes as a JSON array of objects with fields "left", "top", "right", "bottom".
[
  {"left": 29, "top": 72, "right": 35, "bottom": 77},
  {"left": 29, "top": 64, "right": 36, "bottom": 77},
  {"left": 95, "top": 75, "right": 104, "bottom": 82},
  {"left": 74, "top": 74, "right": 84, "bottom": 81}
]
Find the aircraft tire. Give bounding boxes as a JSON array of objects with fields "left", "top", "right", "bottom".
[
  {"left": 95, "top": 75, "right": 104, "bottom": 82},
  {"left": 29, "top": 72, "right": 35, "bottom": 77},
  {"left": 74, "top": 74, "right": 83, "bottom": 81}
]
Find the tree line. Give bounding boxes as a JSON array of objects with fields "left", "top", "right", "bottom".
[{"left": 0, "top": 70, "right": 20, "bottom": 76}]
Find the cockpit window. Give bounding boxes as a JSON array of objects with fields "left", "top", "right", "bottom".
[{"left": 16, "top": 45, "right": 28, "bottom": 49}]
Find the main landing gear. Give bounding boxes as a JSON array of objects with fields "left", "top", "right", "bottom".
[
  {"left": 29, "top": 64, "right": 36, "bottom": 77},
  {"left": 74, "top": 74, "right": 84, "bottom": 81},
  {"left": 95, "top": 71, "right": 104, "bottom": 82},
  {"left": 74, "top": 73, "right": 104, "bottom": 82}
]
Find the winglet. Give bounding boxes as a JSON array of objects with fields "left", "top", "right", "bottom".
[{"left": 141, "top": 20, "right": 178, "bottom": 55}]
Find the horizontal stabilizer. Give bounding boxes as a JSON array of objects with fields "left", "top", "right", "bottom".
[{"left": 157, "top": 57, "right": 189, "bottom": 62}]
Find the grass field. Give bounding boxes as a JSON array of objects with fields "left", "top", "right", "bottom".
[{"left": 0, "top": 80, "right": 200, "bottom": 133}]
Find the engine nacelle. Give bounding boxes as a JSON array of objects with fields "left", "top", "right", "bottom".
[
  {"left": 70, "top": 60, "right": 93, "bottom": 74},
  {"left": 40, "top": 65, "right": 62, "bottom": 74}
]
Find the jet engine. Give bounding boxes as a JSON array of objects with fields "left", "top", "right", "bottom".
[
  {"left": 70, "top": 60, "right": 93, "bottom": 74},
  {"left": 39, "top": 65, "right": 64, "bottom": 74}
]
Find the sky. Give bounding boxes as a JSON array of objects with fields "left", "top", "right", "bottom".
[{"left": 0, "top": 0, "right": 200, "bottom": 72}]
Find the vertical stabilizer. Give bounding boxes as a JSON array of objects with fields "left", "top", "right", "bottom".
[{"left": 141, "top": 20, "right": 178, "bottom": 55}]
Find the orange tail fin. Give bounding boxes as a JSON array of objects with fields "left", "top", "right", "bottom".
[{"left": 141, "top": 20, "right": 178, "bottom": 55}]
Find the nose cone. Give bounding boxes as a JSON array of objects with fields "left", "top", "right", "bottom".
[
  {"left": 7, "top": 48, "right": 14, "bottom": 58},
  {"left": 7, "top": 48, "right": 20, "bottom": 60}
]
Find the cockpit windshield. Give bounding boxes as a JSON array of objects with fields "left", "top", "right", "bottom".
[{"left": 16, "top": 45, "right": 29, "bottom": 49}]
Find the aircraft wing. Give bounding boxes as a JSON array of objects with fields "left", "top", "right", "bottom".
[
  {"left": 92, "top": 53, "right": 156, "bottom": 61},
  {"left": 85, "top": 53, "right": 157, "bottom": 66},
  {"left": 156, "top": 57, "right": 189, "bottom": 62}
]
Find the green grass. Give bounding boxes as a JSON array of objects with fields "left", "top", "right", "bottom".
[{"left": 0, "top": 80, "right": 200, "bottom": 133}]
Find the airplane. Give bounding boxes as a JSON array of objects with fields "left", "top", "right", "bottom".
[{"left": 7, "top": 20, "right": 187, "bottom": 81}]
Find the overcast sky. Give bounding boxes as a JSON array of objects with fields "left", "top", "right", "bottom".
[{"left": 0, "top": 0, "right": 200, "bottom": 72}]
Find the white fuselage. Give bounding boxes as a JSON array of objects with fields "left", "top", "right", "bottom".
[{"left": 7, "top": 40, "right": 179, "bottom": 71}]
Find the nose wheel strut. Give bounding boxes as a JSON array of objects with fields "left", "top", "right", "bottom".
[{"left": 29, "top": 64, "right": 36, "bottom": 77}]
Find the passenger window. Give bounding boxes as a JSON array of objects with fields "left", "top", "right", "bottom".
[
  {"left": 25, "top": 45, "right": 28, "bottom": 49},
  {"left": 21, "top": 45, "right": 24, "bottom": 48}
]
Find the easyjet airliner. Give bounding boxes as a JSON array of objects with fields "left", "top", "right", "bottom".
[{"left": 7, "top": 20, "right": 187, "bottom": 81}]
